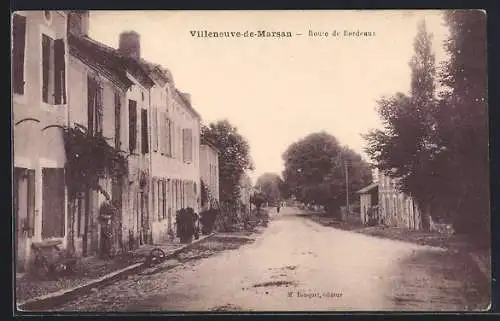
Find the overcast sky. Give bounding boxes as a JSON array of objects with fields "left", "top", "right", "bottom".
[{"left": 89, "top": 10, "right": 449, "bottom": 183}]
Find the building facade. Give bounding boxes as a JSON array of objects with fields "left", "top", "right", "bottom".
[
  {"left": 13, "top": 11, "right": 205, "bottom": 271},
  {"left": 67, "top": 12, "right": 134, "bottom": 257},
  {"left": 378, "top": 172, "right": 422, "bottom": 230},
  {"left": 13, "top": 11, "right": 70, "bottom": 272},
  {"left": 199, "top": 142, "right": 220, "bottom": 210}
]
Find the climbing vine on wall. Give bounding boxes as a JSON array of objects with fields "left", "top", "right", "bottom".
[{"left": 63, "top": 125, "right": 128, "bottom": 200}]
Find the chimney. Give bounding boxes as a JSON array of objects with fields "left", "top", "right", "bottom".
[
  {"left": 119, "top": 31, "right": 141, "bottom": 59},
  {"left": 181, "top": 92, "right": 191, "bottom": 105},
  {"left": 67, "top": 11, "right": 90, "bottom": 37}
]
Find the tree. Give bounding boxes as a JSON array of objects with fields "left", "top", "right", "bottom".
[
  {"left": 201, "top": 119, "right": 254, "bottom": 204},
  {"left": 282, "top": 131, "right": 372, "bottom": 212},
  {"left": 250, "top": 192, "right": 266, "bottom": 211},
  {"left": 255, "top": 173, "right": 284, "bottom": 204},
  {"left": 437, "top": 10, "right": 488, "bottom": 239},
  {"left": 364, "top": 20, "right": 439, "bottom": 230}
]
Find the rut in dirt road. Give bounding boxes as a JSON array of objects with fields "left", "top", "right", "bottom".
[{"left": 54, "top": 207, "right": 489, "bottom": 312}]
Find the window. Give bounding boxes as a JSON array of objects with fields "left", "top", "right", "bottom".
[
  {"left": 114, "top": 92, "right": 121, "bottom": 149},
  {"left": 41, "top": 168, "right": 65, "bottom": 238},
  {"left": 162, "top": 180, "right": 167, "bottom": 220},
  {"left": 128, "top": 100, "right": 137, "bottom": 152},
  {"left": 87, "top": 76, "right": 103, "bottom": 135},
  {"left": 165, "top": 118, "right": 172, "bottom": 156},
  {"left": 152, "top": 107, "right": 158, "bottom": 152},
  {"left": 42, "top": 34, "right": 66, "bottom": 105},
  {"left": 141, "top": 109, "right": 149, "bottom": 154},
  {"left": 182, "top": 128, "right": 193, "bottom": 163},
  {"left": 12, "top": 14, "right": 26, "bottom": 95}
]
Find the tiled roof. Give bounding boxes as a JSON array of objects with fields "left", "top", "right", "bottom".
[{"left": 68, "top": 34, "right": 134, "bottom": 89}]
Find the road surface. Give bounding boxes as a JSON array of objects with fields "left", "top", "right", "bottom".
[{"left": 55, "top": 207, "right": 489, "bottom": 312}]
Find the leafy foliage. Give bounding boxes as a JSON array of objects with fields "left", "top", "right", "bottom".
[
  {"left": 250, "top": 191, "right": 267, "bottom": 210},
  {"left": 176, "top": 207, "right": 198, "bottom": 243},
  {"left": 201, "top": 119, "right": 254, "bottom": 204},
  {"left": 364, "top": 14, "right": 489, "bottom": 241},
  {"left": 255, "top": 173, "right": 285, "bottom": 204},
  {"left": 437, "top": 10, "right": 489, "bottom": 238},
  {"left": 282, "top": 131, "right": 372, "bottom": 210},
  {"left": 62, "top": 125, "right": 127, "bottom": 200},
  {"left": 200, "top": 208, "right": 218, "bottom": 235}
]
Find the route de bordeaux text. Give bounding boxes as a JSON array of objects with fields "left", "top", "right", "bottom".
[{"left": 309, "top": 30, "right": 376, "bottom": 37}]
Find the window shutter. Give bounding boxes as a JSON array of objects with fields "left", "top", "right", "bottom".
[
  {"left": 129, "top": 100, "right": 137, "bottom": 152},
  {"left": 166, "top": 118, "right": 172, "bottom": 156},
  {"left": 188, "top": 129, "right": 193, "bottom": 162},
  {"left": 159, "top": 111, "right": 165, "bottom": 155},
  {"left": 141, "top": 109, "right": 149, "bottom": 154},
  {"left": 27, "top": 169, "right": 35, "bottom": 237},
  {"left": 41, "top": 168, "right": 65, "bottom": 238},
  {"left": 114, "top": 92, "right": 121, "bottom": 149},
  {"left": 162, "top": 180, "right": 167, "bottom": 219},
  {"left": 97, "top": 84, "right": 104, "bottom": 134},
  {"left": 87, "top": 76, "right": 95, "bottom": 135},
  {"left": 42, "top": 35, "right": 52, "bottom": 103},
  {"left": 152, "top": 107, "right": 158, "bottom": 152},
  {"left": 12, "top": 14, "right": 26, "bottom": 95},
  {"left": 54, "top": 39, "right": 66, "bottom": 104},
  {"left": 182, "top": 129, "right": 187, "bottom": 162},
  {"left": 152, "top": 178, "right": 156, "bottom": 221}
]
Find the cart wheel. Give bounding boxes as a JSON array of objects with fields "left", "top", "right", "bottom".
[{"left": 146, "top": 248, "right": 166, "bottom": 267}]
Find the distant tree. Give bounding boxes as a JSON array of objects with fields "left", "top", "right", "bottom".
[
  {"left": 250, "top": 192, "right": 266, "bottom": 211},
  {"left": 282, "top": 131, "right": 372, "bottom": 212},
  {"left": 201, "top": 119, "right": 254, "bottom": 204},
  {"left": 255, "top": 173, "right": 284, "bottom": 204}
]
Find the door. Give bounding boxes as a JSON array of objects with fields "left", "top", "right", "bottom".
[
  {"left": 14, "top": 168, "right": 35, "bottom": 272},
  {"left": 139, "top": 191, "right": 149, "bottom": 245},
  {"left": 41, "top": 168, "right": 65, "bottom": 239},
  {"left": 112, "top": 178, "right": 123, "bottom": 251}
]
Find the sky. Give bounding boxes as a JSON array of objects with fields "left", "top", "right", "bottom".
[{"left": 89, "top": 10, "right": 450, "bottom": 184}]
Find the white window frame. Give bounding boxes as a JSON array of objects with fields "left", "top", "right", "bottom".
[{"left": 39, "top": 23, "right": 68, "bottom": 112}]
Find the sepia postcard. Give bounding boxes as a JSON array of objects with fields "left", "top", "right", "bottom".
[{"left": 12, "top": 10, "right": 490, "bottom": 313}]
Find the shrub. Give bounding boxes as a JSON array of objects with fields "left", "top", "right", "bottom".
[
  {"left": 176, "top": 207, "right": 198, "bottom": 243},
  {"left": 200, "top": 208, "right": 218, "bottom": 235}
]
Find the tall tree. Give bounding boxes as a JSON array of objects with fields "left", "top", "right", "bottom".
[
  {"left": 255, "top": 173, "right": 284, "bottom": 204},
  {"left": 364, "top": 20, "right": 439, "bottom": 230},
  {"left": 201, "top": 119, "right": 254, "bottom": 204},
  {"left": 437, "top": 10, "right": 488, "bottom": 238},
  {"left": 283, "top": 131, "right": 372, "bottom": 211}
]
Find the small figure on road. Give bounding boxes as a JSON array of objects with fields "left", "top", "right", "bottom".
[{"left": 277, "top": 203, "right": 281, "bottom": 214}]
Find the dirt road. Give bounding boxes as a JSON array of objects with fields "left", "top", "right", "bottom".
[{"left": 55, "top": 207, "right": 490, "bottom": 312}]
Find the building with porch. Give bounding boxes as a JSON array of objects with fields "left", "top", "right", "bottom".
[
  {"left": 356, "top": 183, "right": 379, "bottom": 225},
  {"left": 378, "top": 171, "right": 423, "bottom": 230}
]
